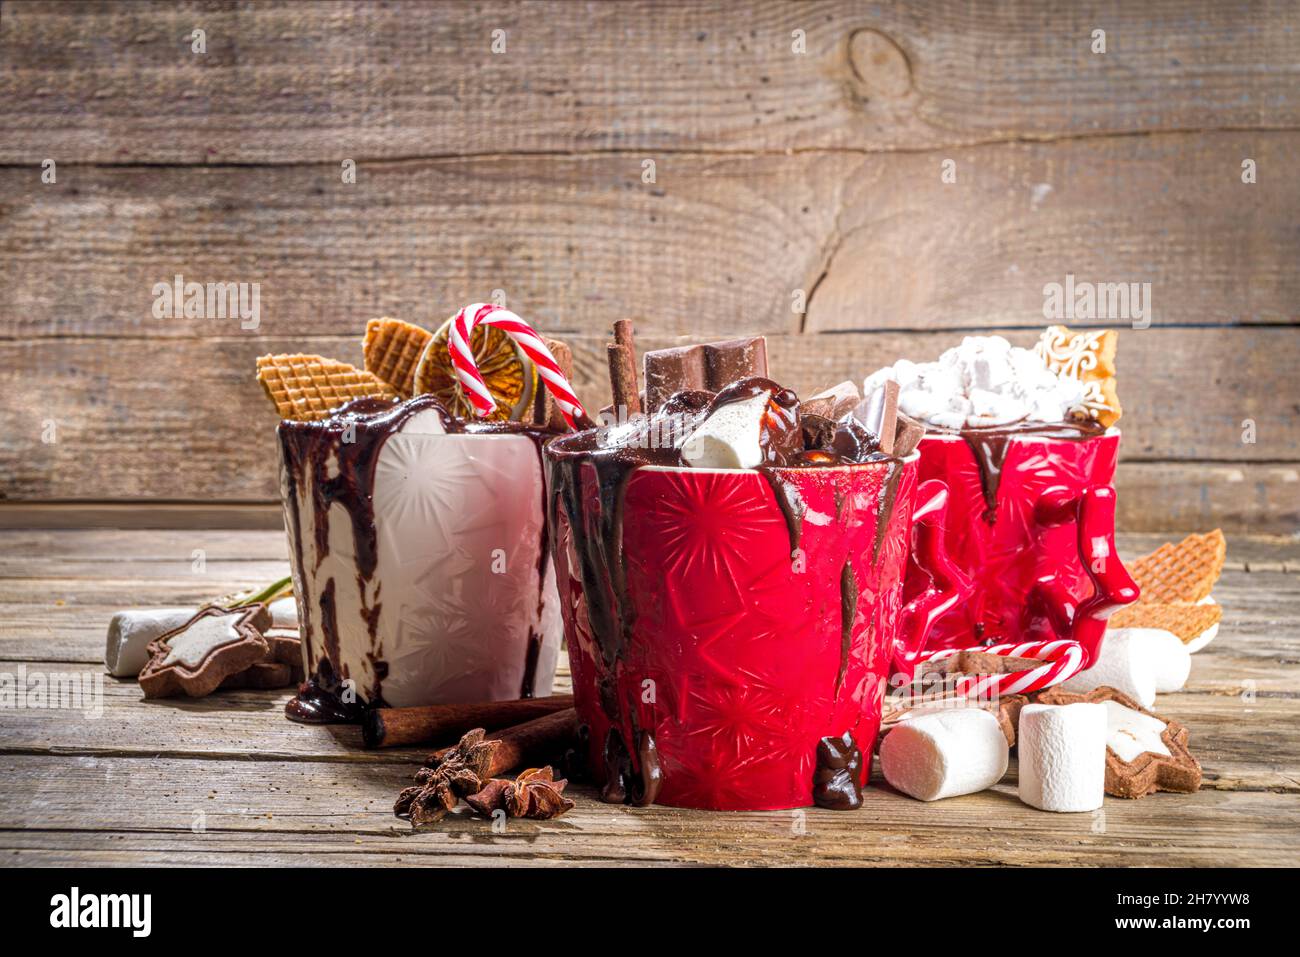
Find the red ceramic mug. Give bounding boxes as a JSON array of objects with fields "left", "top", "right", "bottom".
[
  {"left": 907, "top": 429, "right": 1139, "bottom": 669},
  {"left": 546, "top": 445, "right": 968, "bottom": 811}
]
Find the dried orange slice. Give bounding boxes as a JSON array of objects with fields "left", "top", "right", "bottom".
[{"left": 412, "top": 317, "right": 536, "bottom": 421}]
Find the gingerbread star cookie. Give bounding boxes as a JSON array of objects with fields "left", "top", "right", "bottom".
[
  {"left": 139, "top": 605, "right": 271, "bottom": 698},
  {"left": 1035, "top": 324, "right": 1122, "bottom": 427},
  {"left": 1036, "top": 686, "right": 1201, "bottom": 798}
]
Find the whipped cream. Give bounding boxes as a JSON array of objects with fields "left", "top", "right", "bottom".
[{"left": 862, "top": 336, "right": 1087, "bottom": 430}]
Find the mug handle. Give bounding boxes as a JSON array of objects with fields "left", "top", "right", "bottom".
[
  {"left": 893, "top": 479, "right": 974, "bottom": 676},
  {"left": 1028, "top": 484, "right": 1140, "bottom": 669}
]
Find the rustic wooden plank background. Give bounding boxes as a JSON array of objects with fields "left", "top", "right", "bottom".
[{"left": 1, "top": 0, "right": 1297, "bottom": 533}]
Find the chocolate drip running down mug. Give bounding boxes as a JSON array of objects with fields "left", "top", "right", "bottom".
[{"left": 546, "top": 439, "right": 968, "bottom": 812}]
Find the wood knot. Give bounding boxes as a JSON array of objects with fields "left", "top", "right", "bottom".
[{"left": 846, "top": 27, "right": 913, "bottom": 100}]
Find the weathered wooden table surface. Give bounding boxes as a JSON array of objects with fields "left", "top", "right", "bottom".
[{"left": 2, "top": 527, "right": 1297, "bottom": 867}]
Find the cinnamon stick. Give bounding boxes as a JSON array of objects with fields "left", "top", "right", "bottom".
[
  {"left": 612, "top": 319, "right": 642, "bottom": 415},
  {"left": 363, "top": 695, "right": 574, "bottom": 749},
  {"left": 432, "top": 707, "right": 580, "bottom": 776},
  {"left": 536, "top": 337, "right": 576, "bottom": 430},
  {"left": 607, "top": 343, "right": 640, "bottom": 420}
]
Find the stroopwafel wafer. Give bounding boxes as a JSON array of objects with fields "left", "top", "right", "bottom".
[
  {"left": 1109, "top": 601, "right": 1222, "bottom": 645},
  {"left": 1129, "top": 530, "right": 1226, "bottom": 604},
  {"left": 363, "top": 317, "right": 432, "bottom": 397},
  {"left": 256, "top": 353, "right": 397, "bottom": 421}
]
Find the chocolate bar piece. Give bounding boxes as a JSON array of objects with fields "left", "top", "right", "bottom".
[
  {"left": 642, "top": 336, "right": 768, "bottom": 412},
  {"left": 802, "top": 380, "right": 861, "bottom": 420},
  {"left": 893, "top": 413, "right": 926, "bottom": 458}
]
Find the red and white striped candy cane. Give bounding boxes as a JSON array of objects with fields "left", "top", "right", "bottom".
[
  {"left": 914, "top": 639, "right": 1086, "bottom": 698},
  {"left": 447, "top": 303, "right": 587, "bottom": 428}
]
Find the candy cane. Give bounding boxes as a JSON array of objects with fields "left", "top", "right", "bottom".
[
  {"left": 447, "top": 303, "right": 586, "bottom": 428},
  {"left": 913, "top": 639, "right": 1087, "bottom": 698}
]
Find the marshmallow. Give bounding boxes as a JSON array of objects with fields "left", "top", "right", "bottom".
[
  {"left": 880, "top": 708, "right": 1009, "bottom": 801},
  {"left": 1058, "top": 629, "right": 1158, "bottom": 706},
  {"left": 680, "top": 392, "right": 769, "bottom": 469},
  {"left": 105, "top": 608, "right": 196, "bottom": 677},
  {"left": 1122, "top": 627, "right": 1190, "bottom": 693},
  {"left": 1187, "top": 596, "right": 1220, "bottom": 653},
  {"left": 1018, "top": 702, "right": 1107, "bottom": 812},
  {"left": 862, "top": 335, "right": 1087, "bottom": 430}
]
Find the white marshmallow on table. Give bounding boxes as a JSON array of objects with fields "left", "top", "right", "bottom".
[
  {"left": 679, "top": 392, "right": 769, "bottom": 469},
  {"left": 880, "top": 708, "right": 1009, "bottom": 801},
  {"left": 105, "top": 608, "right": 196, "bottom": 677},
  {"left": 1186, "top": 595, "right": 1220, "bottom": 653},
  {"left": 1018, "top": 702, "right": 1107, "bottom": 812},
  {"left": 1058, "top": 629, "right": 1159, "bottom": 706},
  {"left": 1127, "top": 627, "right": 1190, "bottom": 693}
]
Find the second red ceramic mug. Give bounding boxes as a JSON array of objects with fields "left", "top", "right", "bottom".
[{"left": 907, "top": 429, "right": 1139, "bottom": 668}]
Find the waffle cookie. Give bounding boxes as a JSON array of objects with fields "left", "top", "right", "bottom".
[
  {"left": 1036, "top": 686, "right": 1201, "bottom": 798},
  {"left": 1035, "top": 324, "right": 1121, "bottom": 427},
  {"left": 1109, "top": 600, "right": 1222, "bottom": 646},
  {"left": 363, "top": 317, "right": 433, "bottom": 397},
  {"left": 1129, "top": 530, "right": 1226, "bottom": 604},
  {"left": 256, "top": 353, "right": 398, "bottom": 421}
]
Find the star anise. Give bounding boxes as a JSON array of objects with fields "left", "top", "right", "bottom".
[
  {"left": 464, "top": 766, "right": 575, "bottom": 820},
  {"left": 393, "top": 728, "right": 501, "bottom": 826}
]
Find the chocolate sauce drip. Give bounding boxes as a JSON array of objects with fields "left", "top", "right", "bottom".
[
  {"left": 600, "top": 727, "right": 662, "bottom": 807},
  {"left": 520, "top": 629, "right": 543, "bottom": 699},
  {"left": 837, "top": 561, "right": 856, "bottom": 695},
  {"left": 284, "top": 672, "right": 374, "bottom": 725},
  {"left": 707, "top": 377, "right": 803, "bottom": 465},
  {"left": 813, "top": 731, "right": 863, "bottom": 810},
  {"left": 279, "top": 395, "right": 564, "bottom": 719},
  {"left": 948, "top": 419, "right": 1106, "bottom": 522},
  {"left": 547, "top": 417, "right": 684, "bottom": 673},
  {"left": 871, "top": 458, "right": 906, "bottom": 563},
  {"left": 759, "top": 468, "right": 806, "bottom": 555},
  {"left": 319, "top": 578, "right": 341, "bottom": 673},
  {"left": 561, "top": 723, "right": 591, "bottom": 782}
]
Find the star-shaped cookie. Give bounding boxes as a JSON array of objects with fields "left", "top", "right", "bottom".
[
  {"left": 139, "top": 604, "right": 271, "bottom": 699},
  {"left": 1035, "top": 685, "right": 1201, "bottom": 798}
]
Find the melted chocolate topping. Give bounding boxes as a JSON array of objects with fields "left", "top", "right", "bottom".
[
  {"left": 940, "top": 419, "right": 1107, "bottom": 522},
  {"left": 837, "top": 561, "right": 857, "bottom": 695},
  {"left": 813, "top": 731, "right": 864, "bottom": 810},
  {"left": 600, "top": 727, "right": 663, "bottom": 807},
  {"left": 279, "top": 394, "right": 564, "bottom": 723}
]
